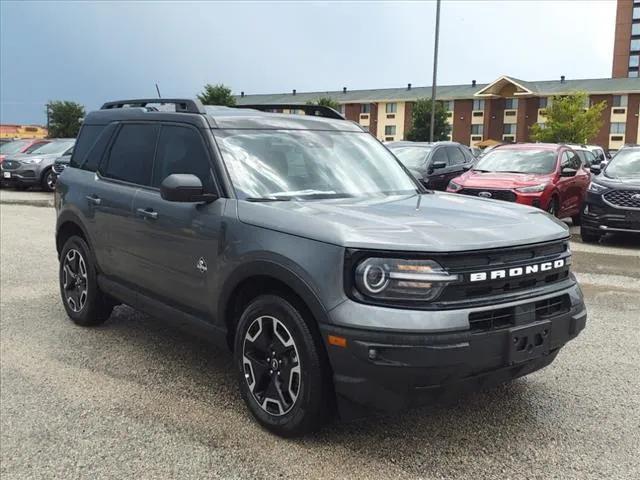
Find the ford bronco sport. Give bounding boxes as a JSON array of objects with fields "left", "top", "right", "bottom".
[{"left": 55, "top": 99, "right": 587, "bottom": 437}]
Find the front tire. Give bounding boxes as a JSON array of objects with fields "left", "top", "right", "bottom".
[
  {"left": 234, "top": 294, "right": 331, "bottom": 437},
  {"left": 59, "top": 235, "right": 114, "bottom": 326},
  {"left": 41, "top": 167, "right": 56, "bottom": 192},
  {"left": 547, "top": 196, "right": 559, "bottom": 217}
]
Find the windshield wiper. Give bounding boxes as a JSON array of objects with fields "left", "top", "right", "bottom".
[{"left": 245, "top": 197, "right": 292, "bottom": 202}]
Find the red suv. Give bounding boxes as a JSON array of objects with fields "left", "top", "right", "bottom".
[{"left": 447, "top": 143, "right": 590, "bottom": 222}]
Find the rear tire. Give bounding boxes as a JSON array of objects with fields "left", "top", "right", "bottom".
[
  {"left": 234, "top": 294, "right": 331, "bottom": 437},
  {"left": 580, "top": 228, "right": 601, "bottom": 243},
  {"left": 59, "top": 235, "right": 114, "bottom": 326}
]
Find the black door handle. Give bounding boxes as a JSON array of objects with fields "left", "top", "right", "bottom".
[
  {"left": 136, "top": 208, "right": 158, "bottom": 220},
  {"left": 86, "top": 195, "right": 101, "bottom": 206}
]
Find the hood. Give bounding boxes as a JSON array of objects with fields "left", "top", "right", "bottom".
[
  {"left": 457, "top": 170, "right": 554, "bottom": 189},
  {"left": 5, "top": 152, "right": 62, "bottom": 161},
  {"left": 594, "top": 174, "right": 640, "bottom": 188},
  {"left": 236, "top": 193, "right": 569, "bottom": 252}
]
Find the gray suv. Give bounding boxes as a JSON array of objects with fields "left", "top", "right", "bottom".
[
  {"left": 2, "top": 138, "right": 75, "bottom": 191},
  {"left": 55, "top": 99, "right": 587, "bottom": 436}
]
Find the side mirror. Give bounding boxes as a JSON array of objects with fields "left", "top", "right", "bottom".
[
  {"left": 432, "top": 161, "right": 446, "bottom": 170},
  {"left": 590, "top": 164, "right": 602, "bottom": 175},
  {"left": 561, "top": 167, "right": 577, "bottom": 177},
  {"left": 462, "top": 163, "right": 473, "bottom": 171},
  {"left": 160, "top": 174, "right": 217, "bottom": 203}
]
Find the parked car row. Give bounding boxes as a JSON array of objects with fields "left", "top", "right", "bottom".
[
  {"left": 388, "top": 140, "right": 639, "bottom": 243},
  {"left": 0, "top": 138, "right": 75, "bottom": 191}
]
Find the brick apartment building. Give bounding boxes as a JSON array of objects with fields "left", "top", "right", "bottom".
[
  {"left": 236, "top": 75, "right": 640, "bottom": 150},
  {"left": 612, "top": 0, "right": 640, "bottom": 78}
]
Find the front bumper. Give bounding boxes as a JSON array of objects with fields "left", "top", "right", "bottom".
[
  {"left": 322, "top": 283, "right": 586, "bottom": 419},
  {"left": 0, "top": 164, "right": 43, "bottom": 185},
  {"left": 582, "top": 192, "right": 640, "bottom": 234}
]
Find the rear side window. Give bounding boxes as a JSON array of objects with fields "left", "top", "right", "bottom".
[
  {"left": 70, "top": 125, "right": 105, "bottom": 168},
  {"left": 103, "top": 124, "right": 159, "bottom": 186},
  {"left": 152, "top": 125, "right": 214, "bottom": 191}
]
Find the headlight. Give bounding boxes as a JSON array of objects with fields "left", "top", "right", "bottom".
[
  {"left": 515, "top": 183, "right": 548, "bottom": 193},
  {"left": 354, "top": 258, "right": 458, "bottom": 302},
  {"left": 448, "top": 180, "right": 462, "bottom": 191},
  {"left": 588, "top": 181, "right": 607, "bottom": 193},
  {"left": 21, "top": 157, "right": 43, "bottom": 164}
]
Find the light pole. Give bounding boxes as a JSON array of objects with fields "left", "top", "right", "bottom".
[{"left": 429, "top": 0, "right": 441, "bottom": 143}]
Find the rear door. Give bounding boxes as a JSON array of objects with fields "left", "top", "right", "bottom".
[
  {"left": 131, "top": 123, "right": 224, "bottom": 316},
  {"left": 94, "top": 123, "right": 159, "bottom": 285}
]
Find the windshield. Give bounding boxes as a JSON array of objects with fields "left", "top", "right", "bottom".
[
  {"left": 32, "top": 140, "right": 74, "bottom": 155},
  {"left": 604, "top": 149, "right": 640, "bottom": 178},
  {"left": 215, "top": 130, "right": 418, "bottom": 200},
  {"left": 474, "top": 148, "right": 557, "bottom": 174},
  {"left": 389, "top": 146, "right": 432, "bottom": 168},
  {"left": 0, "top": 140, "right": 31, "bottom": 154}
]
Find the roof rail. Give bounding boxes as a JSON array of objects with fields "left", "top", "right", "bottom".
[
  {"left": 100, "top": 98, "right": 206, "bottom": 114},
  {"left": 235, "top": 104, "right": 345, "bottom": 120}
]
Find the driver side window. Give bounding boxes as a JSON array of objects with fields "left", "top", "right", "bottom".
[
  {"left": 562, "top": 151, "right": 581, "bottom": 171},
  {"left": 431, "top": 148, "right": 448, "bottom": 166},
  {"left": 152, "top": 125, "right": 215, "bottom": 191}
]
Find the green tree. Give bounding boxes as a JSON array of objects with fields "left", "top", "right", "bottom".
[
  {"left": 306, "top": 96, "right": 341, "bottom": 111},
  {"left": 47, "top": 101, "right": 85, "bottom": 138},
  {"left": 530, "top": 92, "right": 605, "bottom": 144},
  {"left": 197, "top": 83, "right": 236, "bottom": 106},
  {"left": 405, "top": 98, "right": 451, "bottom": 141}
]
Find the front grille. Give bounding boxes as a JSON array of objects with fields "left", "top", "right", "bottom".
[
  {"left": 436, "top": 239, "right": 571, "bottom": 304},
  {"left": 459, "top": 188, "right": 517, "bottom": 202},
  {"left": 603, "top": 190, "right": 640, "bottom": 209},
  {"left": 53, "top": 163, "right": 66, "bottom": 174},
  {"left": 469, "top": 294, "right": 570, "bottom": 332},
  {"left": 1, "top": 160, "right": 20, "bottom": 171}
]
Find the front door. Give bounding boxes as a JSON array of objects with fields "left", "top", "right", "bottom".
[
  {"left": 426, "top": 147, "right": 450, "bottom": 190},
  {"left": 130, "top": 124, "right": 224, "bottom": 317}
]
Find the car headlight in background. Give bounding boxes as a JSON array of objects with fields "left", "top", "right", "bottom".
[
  {"left": 515, "top": 183, "right": 548, "bottom": 193},
  {"left": 21, "top": 157, "right": 43, "bottom": 164},
  {"left": 354, "top": 258, "right": 458, "bottom": 302},
  {"left": 447, "top": 180, "right": 462, "bottom": 191},
  {"left": 587, "top": 181, "right": 607, "bottom": 193}
]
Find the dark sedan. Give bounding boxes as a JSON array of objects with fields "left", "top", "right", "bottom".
[{"left": 386, "top": 141, "right": 474, "bottom": 190}]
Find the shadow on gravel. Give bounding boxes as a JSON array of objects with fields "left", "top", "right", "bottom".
[{"left": 60, "top": 303, "right": 555, "bottom": 460}]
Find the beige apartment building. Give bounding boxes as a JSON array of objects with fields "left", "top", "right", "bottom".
[{"left": 237, "top": 75, "right": 640, "bottom": 150}]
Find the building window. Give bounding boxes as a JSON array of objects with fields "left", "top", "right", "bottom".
[
  {"left": 630, "top": 55, "right": 640, "bottom": 68},
  {"left": 610, "top": 123, "right": 626, "bottom": 134},
  {"left": 471, "top": 125, "right": 483, "bottom": 135},
  {"left": 630, "top": 71, "right": 639, "bottom": 78},
  {"left": 633, "top": 23, "right": 640, "bottom": 36},
  {"left": 472, "top": 99, "right": 485, "bottom": 111},
  {"left": 505, "top": 98, "right": 518, "bottom": 109},
  {"left": 612, "top": 95, "right": 628, "bottom": 108},
  {"left": 634, "top": 6, "right": 640, "bottom": 20},
  {"left": 538, "top": 123, "right": 546, "bottom": 129},
  {"left": 504, "top": 124, "right": 516, "bottom": 135},
  {"left": 385, "top": 103, "right": 397, "bottom": 114},
  {"left": 632, "top": 39, "right": 640, "bottom": 52},
  {"left": 539, "top": 97, "right": 548, "bottom": 109},
  {"left": 384, "top": 125, "right": 396, "bottom": 136},
  {"left": 442, "top": 100, "right": 454, "bottom": 111},
  {"left": 360, "top": 104, "right": 371, "bottom": 114}
]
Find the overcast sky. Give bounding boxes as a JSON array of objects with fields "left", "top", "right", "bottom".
[{"left": 0, "top": 0, "right": 618, "bottom": 125}]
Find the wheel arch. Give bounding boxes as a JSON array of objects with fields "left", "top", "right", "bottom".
[
  {"left": 219, "top": 261, "right": 330, "bottom": 352},
  {"left": 55, "top": 211, "right": 94, "bottom": 258}
]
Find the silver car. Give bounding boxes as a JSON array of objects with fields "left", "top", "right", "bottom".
[{"left": 1, "top": 139, "right": 75, "bottom": 192}]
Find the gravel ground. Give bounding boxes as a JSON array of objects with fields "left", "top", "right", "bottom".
[{"left": 1, "top": 204, "right": 639, "bottom": 480}]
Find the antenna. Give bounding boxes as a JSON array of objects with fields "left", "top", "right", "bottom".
[{"left": 155, "top": 83, "right": 162, "bottom": 99}]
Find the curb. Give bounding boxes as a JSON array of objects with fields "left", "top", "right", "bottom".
[{"left": 0, "top": 198, "right": 54, "bottom": 208}]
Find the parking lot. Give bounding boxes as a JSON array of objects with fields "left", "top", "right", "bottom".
[{"left": 0, "top": 201, "right": 638, "bottom": 480}]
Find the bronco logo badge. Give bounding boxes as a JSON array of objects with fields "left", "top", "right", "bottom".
[{"left": 196, "top": 257, "right": 208, "bottom": 274}]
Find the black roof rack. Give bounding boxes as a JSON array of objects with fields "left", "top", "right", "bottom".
[
  {"left": 235, "top": 104, "right": 345, "bottom": 120},
  {"left": 100, "top": 98, "right": 206, "bottom": 114}
]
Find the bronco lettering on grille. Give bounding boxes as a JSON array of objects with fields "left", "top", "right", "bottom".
[{"left": 469, "top": 258, "right": 567, "bottom": 282}]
